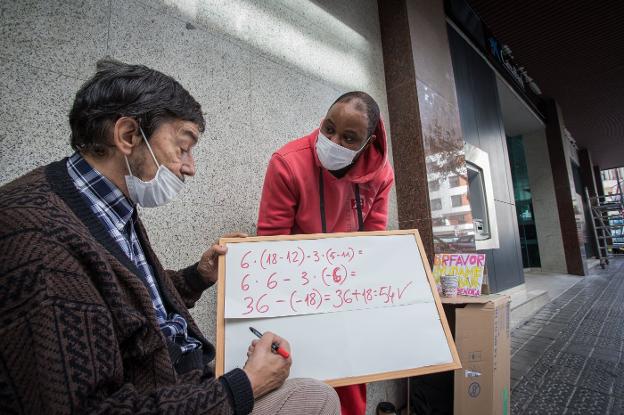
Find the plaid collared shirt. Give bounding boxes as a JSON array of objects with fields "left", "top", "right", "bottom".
[{"left": 67, "top": 152, "right": 201, "bottom": 353}]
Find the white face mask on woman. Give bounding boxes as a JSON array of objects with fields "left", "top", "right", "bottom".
[
  {"left": 315, "top": 131, "right": 371, "bottom": 171},
  {"left": 124, "top": 128, "right": 185, "bottom": 208}
]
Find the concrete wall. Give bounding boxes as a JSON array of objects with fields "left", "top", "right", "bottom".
[
  {"left": 543, "top": 99, "right": 586, "bottom": 275},
  {"left": 0, "top": 0, "right": 400, "bottom": 410},
  {"left": 523, "top": 129, "right": 567, "bottom": 273}
]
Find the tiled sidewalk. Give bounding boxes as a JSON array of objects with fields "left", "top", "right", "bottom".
[{"left": 511, "top": 258, "right": 624, "bottom": 414}]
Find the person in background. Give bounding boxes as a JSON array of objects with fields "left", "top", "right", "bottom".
[
  {"left": 0, "top": 59, "right": 339, "bottom": 415},
  {"left": 257, "top": 91, "right": 395, "bottom": 414}
]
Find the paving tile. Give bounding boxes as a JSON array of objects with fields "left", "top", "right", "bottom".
[
  {"left": 531, "top": 336, "right": 557, "bottom": 346},
  {"left": 513, "top": 359, "right": 537, "bottom": 375},
  {"left": 514, "top": 328, "right": 540, "bottom": 339},
  {"left": 524, "top": 380, "right": 573, "bottom": 414},
  {"left": 535, "top": 328, "right": 563, "bottom": 340},
  {"left": 548, "top": 316, "right": 575, "bottom": 325},
  {"left": 577, "top": 323, "right": 602, "bottom": 337},
  {"left": 512, "top": 340, "right": 525, "bottom": 349},
  {"left": 578, "top": 359, "right": 616, "bottom": 394},
  {"left": 511, "top": 366, "right": 529, "bottom": 380},
  {"left": 521, "top": 340, "right": 552, "bottom": 354},
  {"left": 549, "top": 366, "right": 580, "bottom": 385},
  {"left": 532, "top": 332, "right": 560, "bottom": 342},
  {"left": 550, "top": 338, "right": 569, "bottom": 351},
  {"left": 591, "top": 347, "right": 621, "bottom": 364},
  {"left": 513, "top": 352, "right": 542, "bottom": 373},
  {"left": 585, "top": 310, "right": 609, "bottom": 321},
  {"left": 556, "top": 352, "right": 587, "bottom": 371},
  {"left": 512, "top": 332, "right": 533, "bottom": 342},
  {"left": 610, "top": 364, "right": 624, "bottom": 398},
  {"left": 566, "top": 387, "right": 611, "bottom": 414},
  {"left": 564, "top": 343, "right": 594, "bottom": 356},
  {"left": 611, "top": 398, "right": 624, "bottom": 414},
  {"left": 511, "top": 381, "right": 539, "bottom": 412},
  {"left": 525, "top": 359, "right": 554, "bottom": 380},
  {"left": 608, "top": 310, "right": 624, "bottom": 320},
  {"left": 545, "top": 321, "right": 568, "bottom": 329},
  {"left": 523, "top": 323, "right": 546, "bottom": 333},
  {"left": 600, "top": 325, "right": 624, "bottom": 340},
  {"left": 569, "top": 333, "right": 598, "bottom": 346},
  {"left": 538, "top": 346, "right": 559, "bottom": 360}
]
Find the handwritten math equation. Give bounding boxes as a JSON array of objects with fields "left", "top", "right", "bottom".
[{"left": 225, "top": 238, "right": 424, "bottom": 319}]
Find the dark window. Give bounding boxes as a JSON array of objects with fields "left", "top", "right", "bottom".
[
  {"left": 428, "top": 180, "right": 440, "bottom": 192},
  {"left": 449, "top": 176, "right": 461, "bottom": 187},
  {"left": 432, "top": 217, "right": 445, "bottom": 226},
  {"left": 431, "top": 198, "right": 442, "bottom": 211},
  {"left": 451, "top": 195, "right": 463, "bottom": 207}
]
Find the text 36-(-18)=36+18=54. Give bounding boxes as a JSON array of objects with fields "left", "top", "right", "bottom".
[{"left": 241, "top": 282, "right": 414, "bottom": 315}]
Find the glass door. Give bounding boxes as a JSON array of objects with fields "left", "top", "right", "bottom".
[{"left": 507, "top": 135, "right": 541, "bottom": 268}]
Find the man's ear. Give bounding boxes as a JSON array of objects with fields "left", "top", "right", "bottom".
[
  {"left": 364, "top": 134, "right": 377, "bottom": 150},
  {"left": 112, "top": 117, "right": 141, "bottom": 156}
]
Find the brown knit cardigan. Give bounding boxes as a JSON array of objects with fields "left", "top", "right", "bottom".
[{"left": 0, "top": 160, "right": 253, "bottom": 414}]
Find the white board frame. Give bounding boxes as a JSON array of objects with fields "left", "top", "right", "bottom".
[{"left": 215, "top": 229, "right": 461, "bottom": 386}]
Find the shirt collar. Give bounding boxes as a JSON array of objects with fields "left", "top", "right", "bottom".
[{"left": 67, "top": 152, "right": 135, "bottom": 231}]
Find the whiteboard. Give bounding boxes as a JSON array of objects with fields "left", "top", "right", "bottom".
[{"left": 215, "top": 230, "right": 460, "bottom": 386}]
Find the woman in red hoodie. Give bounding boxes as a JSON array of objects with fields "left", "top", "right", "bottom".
[{"left": 256, "top": 91, "right": 395, "bottom": 414}]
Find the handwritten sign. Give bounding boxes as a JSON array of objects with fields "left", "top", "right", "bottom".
[
  {"left": 216, "top": 230, "right": 461, "bottom": 386},
  {"left": 432, "top": 253, "right": 486, "bottom": 296},
  {"left": 224, "top": 234, "right": 432, "bottom": 318}
]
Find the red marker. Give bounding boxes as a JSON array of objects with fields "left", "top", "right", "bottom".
[{"left": 249, "top": 326, "right": 290, "bottom": 359}]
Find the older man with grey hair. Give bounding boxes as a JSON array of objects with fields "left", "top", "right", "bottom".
[{"left": 0, "top": 59, "right": 339, "bottom": 415}]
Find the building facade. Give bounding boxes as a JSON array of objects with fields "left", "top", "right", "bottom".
[{"left": 379, "top": 0, "right": 600, "bottom": 295}]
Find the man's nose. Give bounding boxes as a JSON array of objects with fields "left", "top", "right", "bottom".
[
  {"left": 327, "top": 134, "right": 341, "bottom": 145},
  {"left": 181, "top": 157, "right": 196, "bottom": 177}
]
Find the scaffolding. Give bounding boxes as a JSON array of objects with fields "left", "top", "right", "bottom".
[{"left": 586, "top": 188, "right": 624, "bottom": 269}]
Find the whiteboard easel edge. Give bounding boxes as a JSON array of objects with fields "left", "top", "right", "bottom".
[
  {"left": 219, "top": 229, "right": 420, "bottom": 244},
  {"left": 216, "top": 242, "right": 227, "bottom": 377},
  {"left": 413, "top": 230, "right": 463, "bottom": 371},
  {"left": 325, "top": 361, "right": 462, "bottom": 387}
]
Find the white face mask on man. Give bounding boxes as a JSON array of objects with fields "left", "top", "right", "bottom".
[
  {"left": 124, "top": 127, "right": 185, "bottom": 208},
  {"left": 315, "top": 131, "right": 371, "bottom": 171}
]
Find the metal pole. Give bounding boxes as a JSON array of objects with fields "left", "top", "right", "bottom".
[{"left": 616, "top": 168, "right": 623, "bottom": 203}]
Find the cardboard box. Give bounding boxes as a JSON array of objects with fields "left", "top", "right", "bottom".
[{"left": 442, "top": 295, "right": 510, "bottom": 415}]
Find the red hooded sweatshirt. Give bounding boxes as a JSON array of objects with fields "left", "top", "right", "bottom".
[
  {"left": 257, "top": 119, "right": 394, "bottom": 236},
  {"left": 257, "top": 119, "right": 394, "bottom": 415}
]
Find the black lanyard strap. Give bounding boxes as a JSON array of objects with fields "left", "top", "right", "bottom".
[
  {"left": 319, "top": 168, "right": 327, "bottom": 233},
  {"left": 318, "top": 168, "right": 364, "bottom": 232},
  {"left": 354, "top": 184, "right": 364, "bottom": 231}
]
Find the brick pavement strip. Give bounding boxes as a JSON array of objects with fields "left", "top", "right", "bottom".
[{"left": 511, "top": 258, "right": 624, "bottom": 414}]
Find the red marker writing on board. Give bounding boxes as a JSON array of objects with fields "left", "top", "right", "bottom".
[{"left": 249, "top": 326, "right": 290, "bottom": 359}]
